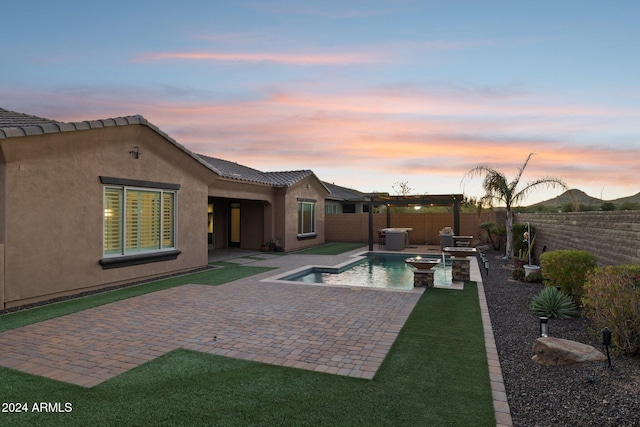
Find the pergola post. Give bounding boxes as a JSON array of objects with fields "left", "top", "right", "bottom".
[
  {"left": 453, "top": 198, "right": 461, "bottom": 236},
  {"left": 368, "top": 200, "right": 374, "bottom": 251},
  {"left": 386, "top": 205, "right": 391, "bottom": 228}
]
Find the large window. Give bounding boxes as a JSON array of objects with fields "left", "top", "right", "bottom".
[
  {"left": 297, "top": 200, "right": 316, "bottom": 236},
  {"left": 104, "top": 186, "right": 176, "bottom": 256}
]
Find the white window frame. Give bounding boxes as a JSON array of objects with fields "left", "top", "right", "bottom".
[
  {"left": 297, "top": 200, "right": 316, "bottom": 237},
  {"left": 103, "top": 185, "right": 178, "bottom": 257}
]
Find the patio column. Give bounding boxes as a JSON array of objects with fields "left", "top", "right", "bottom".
[{"left": 453, "top": 199, "right": 460, "bottom": 236}]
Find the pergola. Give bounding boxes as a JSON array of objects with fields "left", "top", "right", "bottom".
[{"left": 366, "top": 194, "right": 464, "bottom": 250}]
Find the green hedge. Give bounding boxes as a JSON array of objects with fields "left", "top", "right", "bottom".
[
  {"left": 539, "top": 250, "right": 597, "bottom": 303},
  {"left": 582, "top": 265, "right": 640, "bottom": 355}
]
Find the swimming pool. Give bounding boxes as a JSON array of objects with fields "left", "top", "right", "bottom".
[{"left": 282, "top": 253, "right": 452, "bottom": 290}]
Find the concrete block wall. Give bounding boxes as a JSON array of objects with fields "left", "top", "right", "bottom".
[
  {"left": 515, "top": 211, "right": 640, "bottom": 266},
  {"left": 325, "top": 212, "right": 496, "bottom": 246},
  {"left": 324, "top": 213, "right": 385, "bottom": 243}
]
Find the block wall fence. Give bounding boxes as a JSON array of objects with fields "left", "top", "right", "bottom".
[
  {"left": 515, "top": 211, "right": 640, "bottom": 266},
  {"left": 326, "top": 210, "right": 640, "bottom": 267},
  {"left": 325, "top": 212, "right": 497, "bottom": 246}
]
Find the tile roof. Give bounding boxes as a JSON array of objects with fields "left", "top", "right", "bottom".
[
  {"left": 323, "top": 181, "right": 368, "bottom": 201},
  {"left": 264, "top": 170, "right": 316, "bottom": 186},
  {"left": 198, "top": 154, "right": 315, "bottom": 187},
  {"left": 0, "top": 107, "right": 60, "bottom": 128},
  {"left": 0, "top": 109, "right": 148, "bottom": 139},
  {"left": 1, "top": 106, "right": 327, "bottom": 190},
  {"left": 0, "top": 107, "right": 216, "bottom": 173}
]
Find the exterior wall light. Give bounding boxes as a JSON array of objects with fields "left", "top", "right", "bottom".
[
  {"left": 130, "top": 146, "right": 141, "bottom": 159},
  {"left": 539, "top": 317, "right": 549, "bottom": 337}
]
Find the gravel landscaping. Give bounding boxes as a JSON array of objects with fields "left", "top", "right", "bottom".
[{"left": 483, "top": 250, "right": 640, "bottom": 427}]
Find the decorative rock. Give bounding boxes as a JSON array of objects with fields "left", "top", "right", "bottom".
[{"left": 532, "top": 337, "right": 607, "bottom": 366}]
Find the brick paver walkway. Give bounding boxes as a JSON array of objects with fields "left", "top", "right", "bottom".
[{"left": 0, "top": 280, "right": 421, "bottom": 387}]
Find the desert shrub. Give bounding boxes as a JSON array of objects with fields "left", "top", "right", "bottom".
[
  {"left": 524, "top": 271, "right": 543, "bottom": 283},
  {"left": 582, "top": 265, "right": 640, "bottom": 355},
  {"left": 511, "top": 268, "right": 525, "bottom": 281},
  {"left": 531, "top": 286, "right": 578, "bottom": 319},
  {"left": 540, "top": 250, "right": 597, "bottom": 303}
]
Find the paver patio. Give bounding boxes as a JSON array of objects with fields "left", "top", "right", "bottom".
[{"left": 0, "top": 277, "right": 421, "bottom": 387}]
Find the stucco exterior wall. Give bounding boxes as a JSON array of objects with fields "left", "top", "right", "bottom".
[
  {"left": 282, "top": 177, "right": 328, "bottom": 251},
  {"left": 0, "top": 155, "right": 5, "bottom": 243},
  {"left": 1, "top": 125, "right": 211, "bottom": 308},
  {"left": 515, "top": 211, "right": 640, "bottom": 266},
  {"left": 0, "top": 244, "right": 4, "bottom": 309}
]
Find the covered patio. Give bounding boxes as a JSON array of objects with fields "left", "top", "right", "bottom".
[{"left": 366, "top": 194, "right": 464, "bottom": 251}]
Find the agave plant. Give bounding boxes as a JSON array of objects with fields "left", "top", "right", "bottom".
[{"left": 531, "top": 286, "right": 578, "bottom": 319}]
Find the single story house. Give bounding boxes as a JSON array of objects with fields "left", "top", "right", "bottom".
[
  {"left": 323, "top": 181, "right": 370, "bottom": 214},
  {"left": 0, "top": 107, "right": 328, "bottom": 309}
]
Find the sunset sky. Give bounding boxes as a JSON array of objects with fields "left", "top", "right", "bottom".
[{"left": 2, "top": 0, "right": 639, "bottom": 204}]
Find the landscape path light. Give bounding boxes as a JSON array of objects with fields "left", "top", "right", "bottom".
[{"left": 539, "top": 317, "right": 549, "bottom": 337}]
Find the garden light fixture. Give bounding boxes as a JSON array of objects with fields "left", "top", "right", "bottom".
[{"left": 539, "top": 317, "right": 549, "bottom": 337}]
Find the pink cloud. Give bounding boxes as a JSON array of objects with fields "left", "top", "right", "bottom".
[
  {"left": 134, "top": 51, "right": 383, "bottom": 65},
  {"left": 135, "top": 91, "right": 640, "bottom": 193},
  {"left": 2, "top": 85, "right": 638, "bottom": 199}
]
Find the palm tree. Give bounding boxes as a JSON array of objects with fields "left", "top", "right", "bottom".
[{"left": 465, "top": 153, "right": 569, "bottom": 259}]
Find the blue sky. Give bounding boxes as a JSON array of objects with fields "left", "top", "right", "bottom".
[{"left": 2, "top": 0, "right": 639, "bottom": 204}]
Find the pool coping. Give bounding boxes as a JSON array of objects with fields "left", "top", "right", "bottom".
[{"left": 261, "top": 250, "right": 459, "bottom": 292}]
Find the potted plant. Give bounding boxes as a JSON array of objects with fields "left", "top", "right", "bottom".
[
  {"left": 524, "top": 263, "right": 541, "bottom": 277},
  {"left": 268, "top": 238, "right": 283, "bottom": 252},
  {"left": 522, "top": 232, "right": 540, "bottom": 277},
  {"left": 514, "top": 233, "right": 536, "bottom": 270}
]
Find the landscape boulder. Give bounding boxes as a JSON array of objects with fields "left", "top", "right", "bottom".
[{"left": 532, "top": 337, "right": 606, "bottom": 366}]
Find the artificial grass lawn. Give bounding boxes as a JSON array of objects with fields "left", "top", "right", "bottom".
[
  {"left": 0, "top": 274, "right": 494, "bottom": 426},
  {"left": 292, "top": 242, "right": 366, "bottom": 255}
]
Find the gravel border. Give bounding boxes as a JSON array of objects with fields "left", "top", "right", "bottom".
[{"left": 483, "top": 249, "right": 640, "bottom": 427}]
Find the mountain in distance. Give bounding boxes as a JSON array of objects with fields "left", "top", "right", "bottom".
[{"left": 527, "top": 189, "right": 640, "bottom": 208}]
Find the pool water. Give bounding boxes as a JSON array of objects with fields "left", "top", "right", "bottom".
[{"left": 284, "top": 254, "right": 452, "bottom": 290}]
